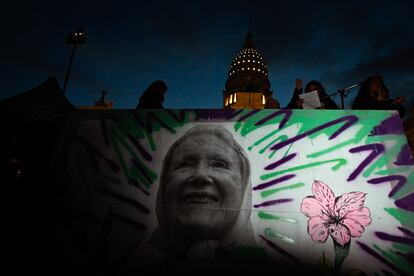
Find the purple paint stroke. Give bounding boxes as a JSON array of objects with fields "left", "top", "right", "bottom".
[
  {"left": 265, "top": 153, "right": 297, "bottom": 170},
  {"left": 128, "top": 134, "right": 152, "bottom": 161},
  {"left": 395, "top": 144, "right": 414, "bottom": 166},
  {"left": 144, "top": 112, "right": 176, "bottom": 134},
  {"left": 131, "top": 158, "right": 153, "bottom": 184},
  {"left": 347, "top": 143, "right": 385, "bottom": 181},
  {"left": 367, "top": 175, "right": 407, "bottom": 197},
  {"left": 100, "top": 112, "right": 122, "bottom": 145},
  {"left": 127, "top": 177, "right": 150, "bottom": 196},
  {"left": 371, "top": 114, "right": 405, "bottom": 136},
  {"left": 87, "top": 148, "right": 120, "bottom": 173},
  {"left": 255, "top": 109, "right": 292, "bottom": 129},
  {"left": 165, "top": 109, "right": 190, "bottom": 124},
  {"left": 259, "top": 235, "right": 300, "bottom": 263},
  {"left": 237, "top": 109, "right": 261, "bottom": 122},
  {"left": 375, "top": 231, "right": 414, "bottom": 245},
  {"left": 398, "top": 227, "right": 414, "bottom": 238},
  {"left": 396, "top": 252, "right": 414, "bottom": 266},
  {"left": 253, "top": 174, "right": 296, "bottom": 191},
  {"left": 381, "top": 269, "right": 397, "bottom": 276},
  {"left": 271, "top": 115, "right": 358, "bottom": 151},
  {"left": 69, "top": 136, "right": 120, "bottom": 174},
  {"left": 195, "top": 109, "right": 244, "bottom": 120},
  {"left": 130, "top": 111, "right": 176, "bottom": 134},
  {"left": 395, "top": 192, "right": 414, "bottom": 212},
  {"left": 253, "top": 198, "right": 293, "bottom": 208},
  {"left": 356, "top": 241, "right": 405, "bottom": 275}
]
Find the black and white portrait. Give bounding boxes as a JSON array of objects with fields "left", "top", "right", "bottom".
[{"left": 151, "top": 125, "right": 256, "bottom": 259}]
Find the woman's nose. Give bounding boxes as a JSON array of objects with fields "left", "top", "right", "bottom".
[{"left": 188, "top": 163, "right": 213, "bottom": 185}]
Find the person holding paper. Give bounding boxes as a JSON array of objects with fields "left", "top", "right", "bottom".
[{"left": 286, "top": 79, "right": 338, "bottom": 109}]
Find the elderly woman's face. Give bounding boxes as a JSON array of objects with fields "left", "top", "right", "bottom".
[{"left": 162, "top": 133, "right": 244, "bottom": 240}]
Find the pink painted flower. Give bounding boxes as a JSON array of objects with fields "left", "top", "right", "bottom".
[{"left": 300, "top": 180, "right": 372, "bottom": 246}]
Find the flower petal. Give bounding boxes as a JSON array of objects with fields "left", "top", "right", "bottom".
[
  {"left": 342, "top": 218, "right": 365, "bottom": 238},
  {"left": 307, "top": 216, "right": 330, "bottom": 243},
  {"left": 301, "top": 196, "right": 325, "bottom": 217},
  {"left": 312, "top": 180, "right": 336, "bottom": 212},
  {"left": 329, "top": 223, "right": 351, "bottom": 246},
  {"left": 334, "top": 191, "right": 366, "bottom": 217},
  {"left": 345, "top": 207, "right": 372, "bottom": 227}
]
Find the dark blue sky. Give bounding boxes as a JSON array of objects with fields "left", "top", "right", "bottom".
[{"left": 1, "top": 0, "right": 413, "bottom": 109}]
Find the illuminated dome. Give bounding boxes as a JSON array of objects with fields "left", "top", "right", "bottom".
[
  {"left": 225, "top": 31, "right": 271, "bottom": 93},
  {"left": 223, "top": 31, "right": 273, "bottom": 108},
  {"left": 227, "top": 33, "right": 269, "bottom": 79}
]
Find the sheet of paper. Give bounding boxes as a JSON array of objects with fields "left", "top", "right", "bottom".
[{"left": 299, "top": 90, "right": 322, "bottom": 109}]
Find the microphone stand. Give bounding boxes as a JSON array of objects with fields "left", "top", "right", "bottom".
[{"left": 330, "top": 83, "right": 361, "bottom": 110}]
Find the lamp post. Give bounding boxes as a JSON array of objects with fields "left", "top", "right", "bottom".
[{"left": 62, "top": 27, "right": 86, "bottom": 95}]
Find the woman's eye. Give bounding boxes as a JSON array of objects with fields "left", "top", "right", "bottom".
[
  {"left": 211, "top": 160, "right": 228, "bottom": 169},
  {"left": 174, "top": 161, "right": 192, "bottom": 170}
]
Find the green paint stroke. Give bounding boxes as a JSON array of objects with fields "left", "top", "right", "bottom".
[
  {"left": 258, "top": 211, "right": 297, "bottom": 223},
  {"left": 375, "top": 167, "right": 411, "bottom": 176},
  {"left": 234, "top": 109, "right": 286, "bottom": 137},
  {"left": 110, "top": 126, "right": 157, "bottom": 189},
  {"left": 240, "top": 110, "right": 390, "bottom": 163},
  {"left": 307, "top": 139, "right": 357, "bottom": 159},
  {"left": 264, "top": 227, "right": 295, "bottom": 244},
  {"left": 260, "top": 158, "right": 347, "bottom": 181},
  {"left": 384, "top": 207, "right": 414, "bottom": 229},
  {"left": 253, "top": 135, "right": 287, "bottom": 154},
  {"left": 393, "top": 243, "right": 414, "bottom": 253},
  {"left": 307, "top": 112, "right": 389, "bottom": 159},
  {"left": 260, "top": 182, "right": 305, "bottom": 198},
  {"left": 115, "top": 110, "right": 192, "bottom": 151},
  {"left": 279, "top": 143, "right": 295, "bottom": 160},
  {"left": 391, "top": 172, "right": 414, "bottom": 200},
  {"left": 373, "top": 244, "right": 413, "bottom": 275},
  {"left": 363, "top": 135, "right": 407, "bottom": 178}
]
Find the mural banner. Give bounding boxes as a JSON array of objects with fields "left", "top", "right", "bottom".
[{"left": 49, "top": 109, "right": 414, "bottom": 274}]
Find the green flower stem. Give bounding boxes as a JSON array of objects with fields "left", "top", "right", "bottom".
[{"left": 333, "top": 239, "right": 351, "bottom": 274}]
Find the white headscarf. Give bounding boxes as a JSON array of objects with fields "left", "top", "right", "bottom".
[{"left": 151, "top": 125, "right": 256, "bottom": 259}]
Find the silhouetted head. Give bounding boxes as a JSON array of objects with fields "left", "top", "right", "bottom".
[
  {"left": 352, "top": 76, "right": 385, "bottom": 108},
  {"left": 147, "top": 80, "right": 167, "bottom": 101},
  {"left": 265, "top": 96, "right": 280, "bottom": 109},
  {"left": 305, "top": 80, "right": 327, "bottom": 97},
  {"left": 137, "top": 80, "right": 168, "bottom": 108}
]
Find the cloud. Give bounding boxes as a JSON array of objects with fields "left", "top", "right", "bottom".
[{"left": 345, "top": 47, "right": 414, "bottom": 79}]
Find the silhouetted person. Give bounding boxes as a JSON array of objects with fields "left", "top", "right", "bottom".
[
  {"left": 136, "top": 80, "right": 167, "bottom": 109},
  {"left": 352, "top": 76, "right": 405, "bottom": 117},
  {"left": 404, "top": 103, "right": 414, "bottom": 157},
  {"left": 264, "top": 96, "right": 280, "bottom": 108},
  {"left": 286, "top": 79, "right": 338, "bottom": 109}
]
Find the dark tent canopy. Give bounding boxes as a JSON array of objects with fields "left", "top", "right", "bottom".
[
  {"left": 0, "top": 76, "right": 74, "bottom": 177},
  {"left": 0, "top": 77, "right": 75, "bottom": 274},
  {"left": 0, "top": 76, "right": 74, "bottom": 125}
]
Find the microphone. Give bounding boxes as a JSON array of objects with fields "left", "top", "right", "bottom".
[{"left": 339, "top": 82, "right": 362, "bottom": 91}]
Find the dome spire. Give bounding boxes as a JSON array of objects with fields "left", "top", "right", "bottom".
[
  {"left": 223, "top": 2, "right": 274, "bottom": 109},
  {"left": 243, "top": 5, "right": 254, "bottom": 49}
]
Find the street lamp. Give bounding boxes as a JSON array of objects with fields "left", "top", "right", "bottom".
[{"left": 62, "top": 27, "right": 86, "bottom": 95}]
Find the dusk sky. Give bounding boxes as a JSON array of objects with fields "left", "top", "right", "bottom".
[{"left": 2, "top": 0, "right": 414, "bottom": 110}]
